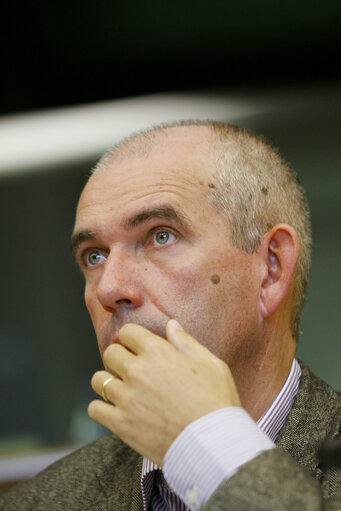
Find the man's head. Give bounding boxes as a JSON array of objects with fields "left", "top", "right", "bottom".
[{"left": 72, "top": 121, "right": 311, "bottom": 379}]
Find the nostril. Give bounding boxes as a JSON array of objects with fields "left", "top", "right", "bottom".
[{"left": 115, "top": 298, "right": 132, "bottom": 305}]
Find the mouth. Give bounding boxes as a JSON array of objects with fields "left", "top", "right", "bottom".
[{"left": 101, "top": 316, "right": 170, "bottom": 354}]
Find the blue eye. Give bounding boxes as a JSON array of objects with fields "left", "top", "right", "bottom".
[
  {"left": 86, "top": 251, "right": 106, "bottom": 266},
  {"left": 153, "top": 231, "right": 175, "bottom": 246}
]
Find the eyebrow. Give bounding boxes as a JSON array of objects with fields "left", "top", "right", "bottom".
[
  {"left": 71, "top": 205, "right": 189, "bottom": 259},
  {"left": 122, "top": 205, "right": 189, "bottom": 230},
  {"left": 71, "top": 230, "right": 96, "bottom": 259}
]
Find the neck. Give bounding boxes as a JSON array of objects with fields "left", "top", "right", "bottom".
[{"left": 234, "top": 332, "right": 296, "bottom": 422}]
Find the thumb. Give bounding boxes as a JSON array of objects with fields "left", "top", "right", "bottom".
[{"left": 166, "top": 319, "right": 212, "bottom": 360}]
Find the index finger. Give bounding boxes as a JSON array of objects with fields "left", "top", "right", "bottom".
[{"left": 118, "top": 323, "right": 166, "bottom": 354}]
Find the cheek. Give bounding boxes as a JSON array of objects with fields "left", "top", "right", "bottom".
[
  {"left": 160, "top": 251, "right": 259, "bottom": 323},
  {"left": 163, "top": 260, "right": 206, "bottom": 294},
  {"left": 164, "top": 251, "right": 231, "bottom": 291},
  {"left": 155, "top": 256, "right": 224, "bottom": 312}
]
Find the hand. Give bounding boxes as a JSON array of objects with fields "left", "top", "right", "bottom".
[{"left": 89, "top": 320, "right": 241, "bottom": 466}]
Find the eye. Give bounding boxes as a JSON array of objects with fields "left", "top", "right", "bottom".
[
  {"left": 85, "top": 250, "right": 106, "bottom": 267},
  {"left": 152, "top": 230, "right": 176, "bottom": 246}
]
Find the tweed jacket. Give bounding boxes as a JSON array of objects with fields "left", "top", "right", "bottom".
[{"left": 1, "top": 361, "right": 340, "bottom": 511}]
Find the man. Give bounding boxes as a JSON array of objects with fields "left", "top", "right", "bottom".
[{"left": 1, "top": 120, "right": 340, "bottom": 510}]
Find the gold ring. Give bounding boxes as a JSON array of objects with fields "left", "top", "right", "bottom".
[{"left": 101, "top": 377, "right": 114, "bottom": 402}]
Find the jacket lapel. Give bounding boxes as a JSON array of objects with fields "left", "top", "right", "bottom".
[{"left": 92, "top": 435, "right": 144, "bottom": 511}]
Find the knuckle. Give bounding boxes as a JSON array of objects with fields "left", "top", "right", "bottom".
[
  {"left": 146, "top": 340, "right": 164, "bottom": 358},
  {"left": 112, "top": 409, "right": 126, "bottom": 435},
  {"left": 120, "top": 390, "right": 135, "bottom": 410},
  {"left": 125, "top": 362, "right": 141, "bottom": 382}
]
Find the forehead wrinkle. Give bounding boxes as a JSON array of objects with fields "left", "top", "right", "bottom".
[{"left": 122, "top": 205, "right": 190, "bottom": 231}]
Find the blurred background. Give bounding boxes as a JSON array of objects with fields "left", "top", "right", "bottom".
[{"left": 0, "top": 0, "right": 340, "bottom": 488}]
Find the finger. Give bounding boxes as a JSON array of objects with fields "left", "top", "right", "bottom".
[
  {"left": 91, "top": 371, "right": 124, "bottom": 403},
  {"left": 88, "top": 399, "right": 121, "bottom": 432},
  {"left": 166, "top": 319, "right": 215, "bottom": 361},
  {"left": 118, "top": 323, "right": 166, "bottom": 354},
  {"left": 103, "top": 343, "right": 136, "bottom": 379}
]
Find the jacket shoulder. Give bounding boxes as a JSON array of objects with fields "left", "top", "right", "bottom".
[{"left": 0, "top": 435, "right": 141, "bottom": 511}]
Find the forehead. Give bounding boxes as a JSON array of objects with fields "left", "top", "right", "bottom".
[{"left": 76, "top": 127, "right": 217, "bottom": 222}]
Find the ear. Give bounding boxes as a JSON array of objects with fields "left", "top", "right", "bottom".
[{"left": 258, "top": 224, "right": 300, "bottom": 319}]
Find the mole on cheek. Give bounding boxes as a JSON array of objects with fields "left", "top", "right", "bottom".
[{"left": 210, "top": 274, "right": 220, "bottom": 284}]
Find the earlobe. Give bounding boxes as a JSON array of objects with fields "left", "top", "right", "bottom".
[{"left": 259, "top": 224, "right": 300, "bottom": 319}]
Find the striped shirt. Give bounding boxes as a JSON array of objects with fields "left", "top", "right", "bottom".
[{"left": 141, "top": 358, "right": 301, "bottom": 511}]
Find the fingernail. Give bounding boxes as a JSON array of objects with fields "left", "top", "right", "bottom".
[{"left": 168, "top": 319, "right": 184, "bottom": 331}]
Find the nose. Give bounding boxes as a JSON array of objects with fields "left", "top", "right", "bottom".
[{"left": 96, "top": 249, "right": 144, "bottom": 312}]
